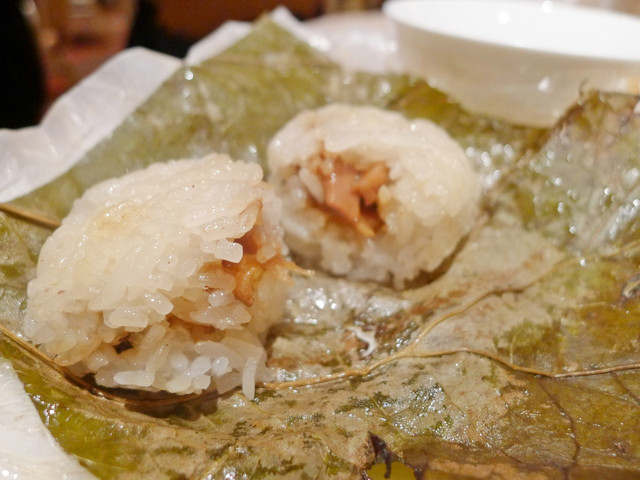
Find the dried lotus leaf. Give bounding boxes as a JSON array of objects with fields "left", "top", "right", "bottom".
[{"left": 1, "top": 18, "right": 640, "bottom": 480}]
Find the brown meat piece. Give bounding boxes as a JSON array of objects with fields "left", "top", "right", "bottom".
[{"left": 316, "top": 158, "right": 389, "bottom": 237}]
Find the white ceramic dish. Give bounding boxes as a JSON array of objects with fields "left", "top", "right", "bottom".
[{"left": 384, "top": 0, "right": 640, "bottom": 126}]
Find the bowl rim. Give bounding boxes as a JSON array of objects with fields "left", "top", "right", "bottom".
[{"left": 383, "top": 0, "right": 640, "bottom": 63}]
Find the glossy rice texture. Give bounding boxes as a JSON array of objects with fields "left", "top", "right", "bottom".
[
  {"left": 267, "top": 104, "right": 481, "bottom": 287},
  {"left": 24, "top": 154, "right": 290, "bottom": 399}
]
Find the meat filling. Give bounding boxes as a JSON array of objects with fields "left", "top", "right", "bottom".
[
  {"left": 309, "top": 156, "right": 390, "bottom": 237},
  {"left": 222, "top": 255, "right": 267, "bottom": 307},
  {"left": 222, "top": 226, "right": 291, "bottom": 307}
]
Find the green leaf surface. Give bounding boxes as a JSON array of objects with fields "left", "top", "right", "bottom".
[{"left": 2, "top": 18, "right": 640, "bottom": 479}]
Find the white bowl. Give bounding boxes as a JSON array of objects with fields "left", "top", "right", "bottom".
[{"left": 384, "top": 0, "right": 640, "bottom": 126}]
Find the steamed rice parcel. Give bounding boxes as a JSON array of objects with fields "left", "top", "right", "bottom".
[{"left": 23, "top": 104, "right": 481, "bottom": 399}]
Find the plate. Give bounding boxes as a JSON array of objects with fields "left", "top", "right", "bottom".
[{"left": 384, "top": 0, "right": 640, "bottom": 126}]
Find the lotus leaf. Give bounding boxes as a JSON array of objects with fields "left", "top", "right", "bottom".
[{"left": 2, "top": 18, "right": 640, "bottom": 480}]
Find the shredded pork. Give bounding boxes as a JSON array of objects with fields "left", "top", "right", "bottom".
[{"left": 312, "top": 156, "right": 389, "bottom": 237}]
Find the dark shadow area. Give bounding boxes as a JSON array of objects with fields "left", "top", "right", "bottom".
[{"left": 0, "top": 0, "right": 46, "bottom": 128}]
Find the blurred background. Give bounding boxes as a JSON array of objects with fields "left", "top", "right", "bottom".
[
  {"left": 1, "top": 0, "right": 639, "bottom": 129},
  {"left": 0, "top": 0, "right": 387, "bottom": 129}
]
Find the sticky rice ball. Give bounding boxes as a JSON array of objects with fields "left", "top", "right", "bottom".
[
  {"left": 24, "top": 153, "right": 291, "bottom": 399},
  {"left": 267, "top": 104, "right": 481, "bottom": 288}
]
